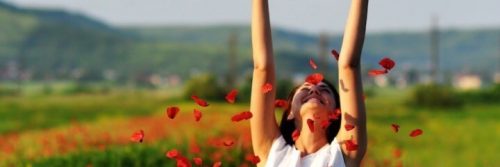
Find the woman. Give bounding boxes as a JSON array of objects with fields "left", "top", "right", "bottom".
[{"left": 249, "top": 0, "right": 368, "bottom": 166}]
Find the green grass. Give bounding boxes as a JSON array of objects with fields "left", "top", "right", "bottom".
[{"left": 0, "top": 86, "right": 498, "bottom": 167}]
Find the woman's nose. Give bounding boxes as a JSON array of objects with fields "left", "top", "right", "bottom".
[{"left": 308, "top": 86, "right": 320, "bottom": 95}]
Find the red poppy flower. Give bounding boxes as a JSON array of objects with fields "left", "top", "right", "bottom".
[
  {"left": 345, "top": 139, "right": 358, "bottom": 151},
  {"left": 245, "top": 154, "right": 261, "bottom": 165},
  {"left": 274, "top": 99, "right": 288, "bottom": 109},
  {"left": 305, "top": 73, "right": 324, "bottom": 85},
  {"left": 191, "top": 95, "right": 209, "bottom": 107},
  {"left": 409, "top": 129, "right": 423, "bottom": 137},
  {"left": 166, "top": 106, "right": 180, "bottom": 119},
  {"left": 393, "top": 148, "right": 402, "bottom": 159},
  {"left": 166, "top": 149, "right": 179, "bottom": 159},
  {"left": 213, "top": 161, "right": 222, "bottom": 167},
  {"left": 379, "top": 57, "right": 395, "bottom": 71},
  {"left": 225, "top": 89, "right": 238, "bottom": 103},
  {"left": 345, "top": 124, "right": 355, "bottom": 131},
  {"left": 307, "top": 119, "right": 315, "bottom": 133},
  {"left": 193, "top": 109, "right": 202, "bottom": 122},
  {"left": 223, "top": 140, "right": 234, "bottom": 147},
  {"left": 231, "top": 111, "right": 253, "bottom": 122},
  {"left": 130, "top": 130, "right": 144, "bottom": 143},
  {"left": 391, "top": 124, "right": 400, "bottom": 133},
  {"left": 189, "top": 142, "right": 201, "bottom": 154},
  {"left": 176, "top": 156, "right": 191, "bottom": 167},
  {"left": 331, "top": 49, "right": 340, "bottom": 61},
  {"left": 368, "top": 69, "right": 388, "bottom": 76},
  {"left": 262, "top": 83, "right": 273, "bottom": 93},
  {"left": 292, "top": 129, "right": 300, "bottom": 141},
  {"left": 309, "top": 57, "right": 318, "bottom": 70},
  {"left": 193, "top": 157, "right": 203, "bottom": 166}
]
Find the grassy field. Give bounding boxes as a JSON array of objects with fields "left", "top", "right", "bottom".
[{"left": 0, "top": 86, "right": 498, "bottom": 167}]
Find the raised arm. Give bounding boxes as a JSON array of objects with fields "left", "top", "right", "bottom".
[
  {"left": 336, "top": 0, "right": 369, "bottom": 166},
  {"left": 250, "top": 0, "right": 280, "bottom": 165}
]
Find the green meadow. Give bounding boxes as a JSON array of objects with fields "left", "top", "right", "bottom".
[{"left": 0, "top": 85, "right": 498, "bottom": 167}]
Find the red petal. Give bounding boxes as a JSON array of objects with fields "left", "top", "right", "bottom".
[
  {"left": 305, "top": 73, "right": 324, "bottom": 85},
  {"left": 130, "top": 129, "right": 144, "bottom": 143},
  {"left": 191, "top": 95, "right": 209, "bottom": 107},
  {"left": 292, "top": 129, "right": 300, "bottom": 141},
  {"left": 166, "top": 106, "right": 180, "bottom": 119},
  {"left": 345, "top": 139, "right": 358, "bottom": 151},
  {"left": 368, "top": 69, "right": 388, "bottom": 76},
  {"left": 193, "top": 157, "right": 203, "bottom": 166},
  {"left": 409, "top": 129, "right": 423, "bottom": 137},
  {"left": 225, "top": 89, "right": 238, "bottom": 103},
  {"left": 231, "top": 111, "right": 253, "bottom": 122},
  {"left": 262, "top": 83, "right": 273, "bottom": 93},
  {"left": 379, "top": 57, "right": 395, "bottom": 71},
  {"left": 213, "top": 161, "right": 222, "bottom": 167},
  {"left": 193, "top": 109, "right": 202, "bottom": 122},
  {"left": 309, "top": 57, "right": 318, "bottom": 70},
  {"left": 321, "top": 120, "right": 331, "bottom": 129},
  {"left": 245, "top": 154, "right": 261, "bottom": 165},
  {"left": 329, "top": 109, "right": 341, "bottom": 120},
  {"left": 345, "top": 124, "right": 355, "bottom": 131},
  {"left": 391, "top": 124, "right": 400, "bottom": 133},
  {"left": 307, "top": 119, "right": 315, "bottom": 133},
  {"left": 166, "top": 149, "right": 179, "bottom": 159},
  {"left": 331, "top": 49, "right": 340, "bottom": 61},
  {"left": 274, "top": 99, "right": 288, "bottom": 109}
]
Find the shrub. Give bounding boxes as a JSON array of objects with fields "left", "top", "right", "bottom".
[
  {"left": 408, "top": 84, "right": 464, "bottom": 108},
  {"left": 183, "top": 73, "right": 225, "bottom": 101}
]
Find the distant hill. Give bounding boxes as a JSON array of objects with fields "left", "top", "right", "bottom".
[{"left": 1, "top": 1, "right": 499, "bottom": 84}]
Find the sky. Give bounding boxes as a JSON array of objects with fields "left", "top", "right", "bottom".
[{"left": 4, "top": 0, "right": 500, "bottom": 34}]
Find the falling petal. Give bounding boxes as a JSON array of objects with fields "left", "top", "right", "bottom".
[
  {"left": 274, "top": 99, "right": 288, "bottom": 109},
  {"left": 409, "top": 129, "right": 423, "bottom": 137},
  {"left": 225, "top": 89, "right": 238, "bottom": 103},
  {"left": 191, "top": 95, "right": 209, "bottom": 107},
  {"left": 305, "top": 73, "right": 324, "bottom": 85},
  {"left": 379, "top": 57, "right": 395, "bottom": 71},
  {"left": 345, "top": 124, "right": 355, "bottom": 131},
  {"left": 262, "top": 83, "right": 273, "bottom": 93},
  {"left": 368, "top": 69, "right": 388, "bottom": 76},
  {"left": 345, "top": 139, "right": 358, "bottom": 151},
  {"left": 292, "top": 129, "right": 300, "bottom": 142},
  {"left": 391, "top": 124, "right": 400, "bottom": 133},
  {"left": 309, "top": 57, "right": 318, "bottom": 70},
  {"left": 193, "top": 109, "right": 202, "bottom": 122},
  {"left": 166, "top": 106, "right": 180, "bottom": 119},
  {"left": 331, "top": 49, "right": 340, "bottom": 61}
]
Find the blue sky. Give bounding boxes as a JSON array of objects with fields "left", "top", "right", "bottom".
[{"left": 5, "top": 0, "right": 500, "bottom": 34}]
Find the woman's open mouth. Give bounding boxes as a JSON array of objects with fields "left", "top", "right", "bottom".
[{"left": 302, "top": 95, "right": 325, "bottom": 105}]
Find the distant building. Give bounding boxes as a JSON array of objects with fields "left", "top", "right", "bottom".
[
  {"left": 494, "top": 72, "right": 500, "bottom": 84},
  {"left": 453, "top": 73, "right": 482, "bottom": 90}
]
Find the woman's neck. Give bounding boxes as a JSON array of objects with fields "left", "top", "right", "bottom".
[{"left": 294, "top": 126, "right": 328, "bottom": 157}]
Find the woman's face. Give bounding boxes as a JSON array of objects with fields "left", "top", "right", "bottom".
[{"left": 290, "top": 81, "right": 336, "bottom": 121}]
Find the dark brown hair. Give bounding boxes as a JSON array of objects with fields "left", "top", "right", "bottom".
[{"left": 279, "top": 79, "right": 341, "bottom": 145}]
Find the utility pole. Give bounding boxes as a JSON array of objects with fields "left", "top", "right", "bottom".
[
  {"left": 227, "top": 32, "right": 238, "bottom": 88},
  {"left": 430, "top": 15, "right": 440, "bottom": 84},
  {"left": 318, "top": 32, "right": 329, "bottom": 76}
]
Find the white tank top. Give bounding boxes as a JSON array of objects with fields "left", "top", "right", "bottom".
[{"left": 265, "top": 135, "right": 346, "bottom": 167}]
